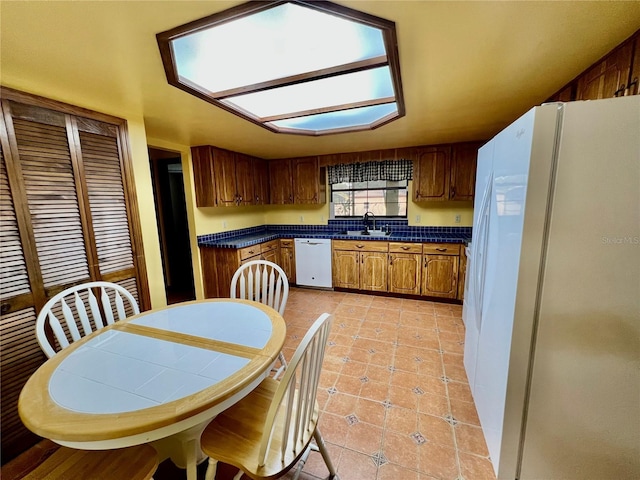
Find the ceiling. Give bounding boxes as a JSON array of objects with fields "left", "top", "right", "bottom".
[{"left": 1, "top": 1, "right": 639, "bottom": 159}]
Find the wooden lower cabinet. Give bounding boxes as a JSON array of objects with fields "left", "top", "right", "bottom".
[
  {"left": 388, "top": 242, "right": 422, "bottom": 295},
  {"left": 360, "top": 252, "right": 388, "bottom": 292},
  {"left": 279, "top": 239, "right": 296, "bottom": 283},
  {"left": 201, "top": 239, "right": 281, "bottom": 298},
  {"left": 422, "top": 253, "right": 459, "bottom": 299},
  {"left": 332, "top": 239, "right": 462, "bottom": 300},
  {"left": 457, "top": 245, "right": 467, "bottom": 301},
  {"left": 332, "top": 240, "right": 388, "bottom": 291}
]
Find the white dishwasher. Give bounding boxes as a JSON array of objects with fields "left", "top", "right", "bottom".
[{"left": 294, "top": 238, "right": 332, "bottom": 288}]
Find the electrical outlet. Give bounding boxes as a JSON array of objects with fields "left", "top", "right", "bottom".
[
  {"left": 300, "top": 215, "right": 304, "bottom": 223},
  {"left": 455, "top": 214, "right": 461, "bottom": 224},
  {"left": 321, "top": 215, "right": 325, "bottom": 223},
  {"left": 415, "top": 214, "right": 421, "bottom": 223}
]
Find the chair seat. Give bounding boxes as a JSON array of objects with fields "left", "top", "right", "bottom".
[
  {"left": 200, "top": 378, "right": 319, "bottom": 480},
  {"left": 22, "top": 444, "right": 158, "bottom": 480}
]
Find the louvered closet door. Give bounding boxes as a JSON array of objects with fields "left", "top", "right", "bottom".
[
  {"left": 0, "top": 90, "right": 149, "bottom": 463},
  {"left": 11, "top": 104, "right": 91, "bottom": 288},
  {"left": 0, "top": 144, "right": 43, "bottom": 456}
]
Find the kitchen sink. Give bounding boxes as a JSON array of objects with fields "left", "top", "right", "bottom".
[{"left": 344, "top": 229, "right": 390, "bottom": 237}]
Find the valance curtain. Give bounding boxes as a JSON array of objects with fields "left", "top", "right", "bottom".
[{"left": 327, "top": 159, "right": 413, "bottom": 184}]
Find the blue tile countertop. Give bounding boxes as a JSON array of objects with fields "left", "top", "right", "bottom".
[{"left": 198, "top": 220, "right": 472, "bottom": 249}]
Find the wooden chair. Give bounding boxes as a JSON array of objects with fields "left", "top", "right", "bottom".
[
  {"left": 231, "top": 260, "right": 290, "bottom": 377},
  {"left": 21, "top": 444, "right": 158, "bottom": 479},
  {"left": 200, "top": 313, "right": 337, "bottom": 480},
  {"left": 36, "top": 281, "right": 139, "bottom": 358}
]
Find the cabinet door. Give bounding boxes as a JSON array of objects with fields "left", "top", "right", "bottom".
[
  {"left": 360, "top": 252, "right": 388, "bottom": 292},
  {"left": 262, "top": 248, "right": 279, "bottom": 265},
  {"left": 388, "top": 253, "right": 421, "bottom": 295},
  {"left": 421, "top": 254, "right": 459, "bottom": 298},
  {"left": 457, "top": 246, "right": 467, "bottom": 301},
  {"left": 332, "top": 250, "right": 359, "bottom": 289},
  {"left": 576, "top": 41, "right": 633, "bottom": 100},
  {"left": 450, "top": 143, "right": 480, "bottom": 201},
  {"left": 235, "top": 153, "right": 255, "bottom": 206},
  {"left": 293, "top": 156, "right": 319, "bottom": 204},
  {"left": 191, "top": 146, "right": 217, "bottom": 207},
  {"left": 413, "top": 146, "right": 451, "bottom": 202},
  {"left": 253, "top": 157, "right": 270, "bottom": 205},
  {"left": 269, "top": 158, "right": 293, "bottom": 204},
  {"left": 280, "top": 245, "right": 296, "bottom": 283},
  {"left": 212, "top": 147, "right": 238, "bottom": 206}
]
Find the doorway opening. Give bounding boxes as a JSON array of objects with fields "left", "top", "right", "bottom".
[{"left": 148, "top": 147, "right": 196, "bottom": 304}]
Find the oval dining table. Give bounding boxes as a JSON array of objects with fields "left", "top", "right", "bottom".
[{"left": 18, "top": 298, "right": 286, "bottom": 480}]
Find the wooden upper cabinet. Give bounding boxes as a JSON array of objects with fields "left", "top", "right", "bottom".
[
  {"left": 413, "top": 146, "right": 451, "bottom": 202},
  {"left": 192, "top": 146, "right": 260, "bottom": 207},
  {"left": 212, "top": 147, "right": 238, "bottom": 206},
  {"left": 450, "top": 142, "right": 481, "bottom": 201},
  {"left": 576, "top": 41, "right": 634, "bottom": 100},
  {"left": 269, "top": 157, "right": 325, "bottom": 205},
  {"left": 253, "top": 157, "right": 269, "bottom": 205},
  {"left": 268, "top": 158, "right": 293, "bottom": 204},
  {"left": 191, "top": 146, "right": 217, "bottom": 207},
  {"left": 293, "top": 156, "right": 324, "bottom": 204},
  {"left": 234, "top": 153, "right": 255, "bottom": 206}
]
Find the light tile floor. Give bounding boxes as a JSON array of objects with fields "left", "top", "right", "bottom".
[{"left": 274, "top": 287, "right": 496, "bottom": 480}]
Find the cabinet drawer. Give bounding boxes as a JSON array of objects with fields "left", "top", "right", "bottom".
[
  {"left": 422, "top": 243, "right": 460, "bottom": 255},
  {"left": 280, "top": 238, "right": 294, "bottom": 248},
  {"left": 333, "top": 240, "right": 389, "bottom": 252},
  {"left": 389, "top": 242, "right": 423, "bottom": 254},
  {"left": 261, "top": 240, "right": 279, "bottom": 253},
  {"left": 239, "top": 245, "right": 261, "bottom": 260}
]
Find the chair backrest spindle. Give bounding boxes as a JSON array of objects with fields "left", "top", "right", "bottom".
[
  {"left": 256, "top": 313, "right": 332, "bottom": 467},
  {"left": 230, "top": 260, "right": 289, "bottom": 316},
  {"left": 35, "top": 281, "right": 139, "bottom": 358}
]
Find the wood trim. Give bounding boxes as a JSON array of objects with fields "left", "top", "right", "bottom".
[
  {"left": 0, "top": 87, "right": 128, "bottom": 127},
  {"left": 260, "top": 96, "right": 395, "bottom": 123},
  {"left": 66, "top": 116, "right": 100, "bottom": 281},
  {"left": 214, "top": 56, "right": 389, "bottom": 99},
  {"left": 115, "top": 122, "right": 151, "bottom": 311},
  {"left": 113, "top": 323, "right": 261, "bottom": 358}
]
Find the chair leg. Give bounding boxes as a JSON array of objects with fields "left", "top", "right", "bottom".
[
  {"left": 313, "top": 428, "right": 337, "bottom": 479},
  {"left": 204, "top": 457, "right": 217, "bottom": 480}
]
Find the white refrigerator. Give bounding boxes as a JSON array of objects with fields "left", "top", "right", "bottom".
[{"left": 463, "top": 95, "right": 640, "bottom": 479}]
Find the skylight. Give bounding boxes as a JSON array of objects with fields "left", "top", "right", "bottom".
[{"left": 157, "top": 0, "right": 404, "bottom": 136}]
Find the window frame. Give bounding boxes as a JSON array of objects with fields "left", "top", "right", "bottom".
[{"left": 330, "top": 179, "right": 408, "bottom": 219}]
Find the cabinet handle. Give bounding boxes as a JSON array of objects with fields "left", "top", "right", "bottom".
[
  {"left": 451, "top": 186, "right": 456, "bottom": 198},
  {"left": 356, "top": 244, "right": 364, "bottom": 248},
  {"left": 424, "top": 258, "right": 428, "bottom": 268},
  {"left": 389, "top": 255, "right": 393, "bottom": 265},
  {"left": 436, "top": 248, "right": 447, "bottom": 252},
  {"left": 248, "top": 250, "right": 255, "bottom": 254},
  {"left": 289, "top": 194, "right": 293, "bottom": 202},
  {"left": 361, "top": 253, "right": 364, "bottom": 264},
  {"left": 401, "top": 246, "right": 410, "bottom": 250},
  {"left": 614, "top": 84, "right": 626, "bottom": 97},
  {"left": 626, "top": 78, "right": 639, "bottom": 96}
]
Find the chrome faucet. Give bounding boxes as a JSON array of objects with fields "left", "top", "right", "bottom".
[{"left": 363, "top": 211, "right": 376, "bottom": 232}]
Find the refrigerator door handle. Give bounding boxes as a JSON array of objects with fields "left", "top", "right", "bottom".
[{"left": 474, "top": 172, "right": 493, "bottom": 332}]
